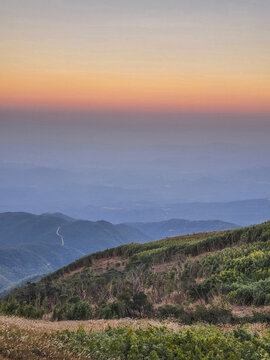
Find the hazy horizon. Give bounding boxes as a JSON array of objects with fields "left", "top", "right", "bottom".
[{"left": 1, "top": 1, "right": 269, "bottom": 223}]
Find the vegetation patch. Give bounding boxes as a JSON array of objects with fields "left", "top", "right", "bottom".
[
  {"left": 1, "top": 323, "right": 270, "bottom": 360},
  {"left": 1, "top": 222, "right": 270, "bottom": 324}
]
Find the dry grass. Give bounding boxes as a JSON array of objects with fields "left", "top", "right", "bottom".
[
  {"left": 62, "top": 266, "right": 85, "bottom": 279},
  {"left": 0, "top": 315, "right": 182, "bottom": 334},
  {"left": 0, "top": 316, "right": 182, "bottom": 359},
  {"left": 0, "top": 325, "right": 84, "bottom": 359},
  {"left": 152, "top": 259, "right": 179, "bottom": 273},
  {"left": 1, "top": 315, "right": 270, "bottom": 359},
  {"left": 60, "top": 256, "right": 127, "bottom": 281},
  {"left": 1, "top": 315, "right": 270, "bottom": 336},
  {"left": 91, "top": 256, "right": 126, "bottom": 275},
  {"left": 230, "top": 305, "right": 270, "bottom": 318}
]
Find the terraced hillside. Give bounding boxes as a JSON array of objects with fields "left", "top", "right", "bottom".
[{"left": 2, "top": 221, "right": 270, "bottom": 323}]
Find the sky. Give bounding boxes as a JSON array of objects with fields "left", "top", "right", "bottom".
[
  {"left": 1, "top": 0, "right": 269, "bottom": 113},
  {"left": 0, "top": 0, "right": 270, "bottom": 216}
]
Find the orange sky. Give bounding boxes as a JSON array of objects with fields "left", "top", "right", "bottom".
[
  {"left": 1, "top": 0, "right": 269, "bottom": 113},
  {"left": 1, "top": 68, "right": 269, "bottom": 113}
]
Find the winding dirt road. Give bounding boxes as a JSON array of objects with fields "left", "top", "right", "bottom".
[{"left": 56, "top": 226, "right": 64, "bottom": 246}]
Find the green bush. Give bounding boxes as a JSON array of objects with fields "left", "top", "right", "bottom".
[
  {"left": 53, "top": 298, "right": 93, "bottom": 320},
  {"left": 0, "top": 299, "right": 19, "bottom": 315},
  {"left": 56, "top": 326, "right": 270, "bottom": 360},
  {"left": 157, "top": 304, "right": 185, "bottom": 319},
  {"left": 99, "top": 301, "right": 126, "bottom": 319},
  {"left": 17, "top": 304, "right": 45, "bottom": 319},
  {"left": 193, "top": 303, "right": 232, "bottom": 324},
  {"left": 0, "top": 300, "right": 44, "bottom": 319}
]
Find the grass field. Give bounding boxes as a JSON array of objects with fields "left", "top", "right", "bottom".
[{"left": 1, "top": 316, "right": 270, "bottom": 359}]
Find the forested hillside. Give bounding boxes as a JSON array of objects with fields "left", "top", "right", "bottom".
[{"left": 3, "top": 221, "right": 270, "bottom": 324}]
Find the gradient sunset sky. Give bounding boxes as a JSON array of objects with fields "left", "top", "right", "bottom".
[
  {"left": 1, "top": 1, "right": 270, "bottom": 215},
  {"left": 1, "top": 0, "right": 269, "bottom": 113}
]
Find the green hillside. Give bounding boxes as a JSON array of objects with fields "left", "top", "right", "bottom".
[
  {"left": 0, "top": 212, "right": 149, "bottom": 294},
  {"left": 3, "top": 221, "right": 270, "bottom": 324},
  {"left": 0, "top": 243, "right": 83, "bottom": 296},
  {"left": 0, "top": 212, "right": 239, "bottom": 295}
]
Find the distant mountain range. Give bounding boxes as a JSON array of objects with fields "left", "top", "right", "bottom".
[
  {"left": 1, "top": 159, "right": 270, "bottom": 224},
  {"left": 81, "top": 199, "right": 270, "bottom": 225},
  {"left": 0, "top": 212, "right": 238, "bottom": 294},
  {"left": 126, "top": 219, "right": 239, "bottom": 240}
]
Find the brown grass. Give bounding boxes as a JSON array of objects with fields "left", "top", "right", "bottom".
[
  {"left": 91, "top": 256, "right": 126, "bottom": 275},
  {"left": 231, "top": 304, "right": 270, "bottom": 317},
  {"left": 62, "top": 266, "right": 85, "bottom": 279},
  {"left": 1, "top": 315, "right": 270, "bottom": 359},
  {"left": 0, "top": 324, "right": 84, "bottom": 359},
  {"left": 0, "top": 315, "right": 182, "bottom": 334},
  {"left": 1, "top": 315, "right": 270, "bottom": 336},
  {"left": 152, "top": 259, "right": 179, "bottom": 273},
  {"left": 60, "top": 256, "right": 127, "bottom": 281}
]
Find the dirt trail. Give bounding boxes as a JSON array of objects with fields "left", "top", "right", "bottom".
[{"left": 56, "top": 226, "right": 64, "bottom": 246}]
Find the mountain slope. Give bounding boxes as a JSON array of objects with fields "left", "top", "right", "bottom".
[
  {"left": 0, "top": 212, "right": 68, "bottom": 248},
  {"left": 0, "top": 212, "right": 238, "bottom": 294},
  {"left": 0, "top": 212, "right": 148, "bottom": 249},
  {"left": 4, "top": 221, "right": 270, "bottom": 323},
  {"left": 126, "top": 218, "right": 239, "bottom": 240},
  {"left": 0, "top": 212, "right": 149, "bottom": 294},
  {"left": 0, "top": 243, "right": 83, "bottom": 295}
]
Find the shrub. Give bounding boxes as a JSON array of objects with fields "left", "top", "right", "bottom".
[
  {"left": 53, "top": 299, "right": 93, "bottom": 320},
  {"left": 193, "top": 303, "right": 233, "bottom": 324},
  {"left": 17, "top": 304, "right": 45, "bottom": 319},
  {"left": 0, "top": 300, "right": 44, "bottom": 319},
  {"left": 99, "top": 301, "right": 126, "bottom": 319},
  {"left": 55, "top": 326, "right": 270, "bottom": 360},
  {"left": 157, "top": 304, "right": 185, "bottom": 319}
]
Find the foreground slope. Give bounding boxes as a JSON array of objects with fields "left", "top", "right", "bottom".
[
  {"left": 1, "top": 316, "right": 270, "bottom": 360},
  {"left": 3, "top": 221, "right": 270, "bottom": 323}
]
